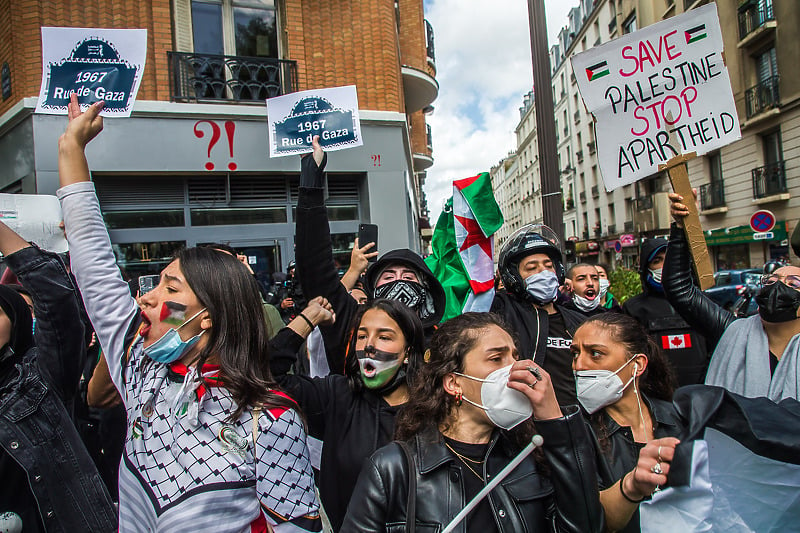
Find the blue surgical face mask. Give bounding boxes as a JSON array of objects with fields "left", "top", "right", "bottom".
[
  {"left": 525, "top": 270, "right": 560, "bottom": 305},
  {"left": 142, "top": 308, "right": 206, "bottom": 364}
]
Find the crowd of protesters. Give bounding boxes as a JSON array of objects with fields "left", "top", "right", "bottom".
[{"left": 2, "top": 95, "right": 799, "bottom": 532}]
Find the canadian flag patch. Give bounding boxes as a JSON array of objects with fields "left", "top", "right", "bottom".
[{"left": 662, "top": 334, "right": 691, "bottom": 349}]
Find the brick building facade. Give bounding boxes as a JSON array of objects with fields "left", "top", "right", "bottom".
[{"left": 0, "top": 0, "right": 437, "bottom": 279}]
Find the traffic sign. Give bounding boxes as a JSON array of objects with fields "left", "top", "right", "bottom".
[{"left": 750, "top": 210, "right": 776, "bottom": 233}]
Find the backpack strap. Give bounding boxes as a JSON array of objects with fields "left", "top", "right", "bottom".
[{"left": 398, "top": 440, "right": 416, "bottom": 533}]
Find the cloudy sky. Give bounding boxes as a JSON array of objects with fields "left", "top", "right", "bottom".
[{"left": 422, "top": 0, "right": 580, "bottom": 224}]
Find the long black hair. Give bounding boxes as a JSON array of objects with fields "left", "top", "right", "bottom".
[
  {"left": 343, "top": 298, "right": 425, "bottom": 393},
  {"left": 175, "top": 247, "right": 295, "bottom": 421}
]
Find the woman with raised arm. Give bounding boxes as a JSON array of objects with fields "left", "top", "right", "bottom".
[
  {"left": 269, "top": 296, "right": 425, "bottom": 531},
  {"left": 57, "top": 94, "right": 320, "bottom": 532},
  {"left": 341, "top": 312, "right": 604, "bottom": 533}
]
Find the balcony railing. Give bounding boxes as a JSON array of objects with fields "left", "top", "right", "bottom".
[
  {"left": 580, "top": 191, "right": 587, "bottom": 203},
  {"left": 745, "top": 75, "right": 780, "bottom": 118},
  {"left": 608, "top": 17, "right": 617, "bottom": 34},
  {"left": 752, "top": 161, "right": 787, "bottom": 199},
  {"left": 738, "top": 0, "right": 774, "bottom": 40},
  {"left": 565, "top": 197, "right": 575, "bottom": 210},
  {"left": 588, "top": 141, "right": 596, "bottom": 154},
  {"left": 574, "top": 110, "right": 581, "bottom": 123},
  {"left": 425, "top": 19, "right": 436, "bottom": 65},
  {"left": 607, "top": 224, "right": 616, "bottom": 235},
  {"left": 637, "top": 196, "right": 653, "bottom": 210},
  {"left": 591, "top": 185, "right": 599, "bottom": 198},
  {"left": 426, "top": 123, "right": 433, "bottom": 151},
  {"left": 168, "top": 52, "right": 296, "bottom": 103},
  {"left": 582, "top": 230, "right": 590, "bottom": 240},
  {"left": 699, "top": 181, "right": 725, "bottom": 210},
  {"left": 576, "top": 150, "right": 584, "bottom": 163},
  {"left": 624, "top": 221, "right": 634, "bottom": 232}
]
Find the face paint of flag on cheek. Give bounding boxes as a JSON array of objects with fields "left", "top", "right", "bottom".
[{"left": 160, "top": 301, "right": 188, "bottom": 327}]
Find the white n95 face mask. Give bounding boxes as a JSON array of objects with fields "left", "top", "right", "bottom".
[
  {"left": 574, "top": 358, "right": 637, "bottom": 414},
  {"left": 454, "top": 365, "right": 533, "bottom": 430}
]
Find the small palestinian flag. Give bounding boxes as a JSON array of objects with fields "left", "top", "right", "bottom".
[
  {"left": 685, "top": 24, "right": 707, "bottom": 44},
  {"left": 586, "top": 60, "right": 609, "bottom": 82},
  {"left": 160, "top": 301, "right": 187, "bottom": 326}
]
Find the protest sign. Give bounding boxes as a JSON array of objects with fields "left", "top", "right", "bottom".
[
  {"left": 572, "top": 3, "right": 740, "bottom": 191},
  {"left": 0, "top": 194, "right": 68, "bottom": 253},
  {"left": 267, "top": 86, "right": 363, "bottom": 158},
  {"left": 36, "top": 27, "right": 147, "bottom": 118}
]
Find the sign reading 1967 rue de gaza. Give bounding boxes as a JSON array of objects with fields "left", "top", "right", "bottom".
[
  {"left": 267, "top": 85, "right": 363, "bottom": 158},
  {"left": 36, "top": 27, "right": 147, "bottom": 118},
  {"left": 571, "top": 3, "right": 740, "bottom": 191}
]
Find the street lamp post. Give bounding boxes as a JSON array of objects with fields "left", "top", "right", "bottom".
[{"left": 527, "top": 0, "right": 565, "bottom": 244}]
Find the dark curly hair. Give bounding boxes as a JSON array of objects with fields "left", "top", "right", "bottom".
[
  {"left": 578, "top": 313, "right": 676, "bottom": 452},
  {"left": 343, "top": 298, "right": 425, "bottom": 393},
  {"left": 394, "top": 312, "right": 537, "bottom": 451}
]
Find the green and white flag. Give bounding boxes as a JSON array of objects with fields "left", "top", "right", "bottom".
[{"left": 425, "top": 173, "right": 504, "bottom": 322}]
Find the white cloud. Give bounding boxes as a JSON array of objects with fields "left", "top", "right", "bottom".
[{"left": 423, "top": 0, "right": 580, "bottom": 224}]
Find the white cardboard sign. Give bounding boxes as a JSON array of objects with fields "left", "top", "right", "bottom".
[
  {"left": 0, "top": 194, "right": 68, "bottom": 253},
  {"left": 267, "top": 85, "right": 363, "bottom": 158},
  {"left": 571, "top": 3, "right": 740, "bottom": 191},
  {"left": 36, "top": 27, "right": 147, "bottom": 117}
]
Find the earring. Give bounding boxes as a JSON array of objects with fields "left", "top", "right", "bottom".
[{"left": 454, "top": 391, "right": 462, "bottom": 407}]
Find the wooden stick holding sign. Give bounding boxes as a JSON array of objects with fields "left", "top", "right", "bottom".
[{"left": 659, "top": 153, "right": 714, "bottom": 290}]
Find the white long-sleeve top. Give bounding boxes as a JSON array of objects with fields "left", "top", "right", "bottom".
[{"left": 58, "top": 181, "right": 320, "bottom": 533}]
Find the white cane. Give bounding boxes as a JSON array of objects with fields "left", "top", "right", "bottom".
[{"left": 441, "top": 435, "right": 544, "bottom": 533}]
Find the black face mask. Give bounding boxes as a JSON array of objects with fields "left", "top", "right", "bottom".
[
  {"left": 756, "top": 281, "right": 800, "bottom": 323},
  {"left": 373, "top": 280, "right": 434, "bottom": 320}
]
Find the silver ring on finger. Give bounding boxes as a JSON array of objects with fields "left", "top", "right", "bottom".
[
  {"left": 526, "top": 365, "right": 543, "bottom": 381},
  {"left": 651, "top": 462, "right": 663, "bottom": 475},
  {"left": 528, "top": 380, "right": 538, "bottom": 389},
  {"left": 657, "top": 446, "right": 663, "bottom": 463}
]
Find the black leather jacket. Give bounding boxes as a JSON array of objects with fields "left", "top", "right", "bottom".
[
  {"left": 341, "top": 406, "right": 604, "bottom": 533},
  {"left": 662, "top": 224, "right": 736, "bottom": 352},
  {"left": 0, "top": 246, "right": 116, "bottom": 532}
]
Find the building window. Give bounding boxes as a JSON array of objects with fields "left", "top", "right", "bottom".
[
  {"left": 191, "top": 0, "right": 278, "bottom": 58},
  {"left": 623, "top": 14, "right": 637, "bottom": 34}
]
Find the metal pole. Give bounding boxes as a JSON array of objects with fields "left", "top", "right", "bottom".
[
  {"left": 441, "top": 435, "right": 544, "bottom": 533},
  {"left": 527, "top": 0, "right": 565, "bottom": 243}
]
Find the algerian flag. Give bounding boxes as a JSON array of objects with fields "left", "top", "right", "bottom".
[{"left": 425, "top": 173, "right": 504, "bottom": 322}]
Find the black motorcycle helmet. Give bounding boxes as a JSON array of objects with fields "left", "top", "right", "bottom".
[{"left": 498, "top": 224, "right": 566, "bottom": 299}]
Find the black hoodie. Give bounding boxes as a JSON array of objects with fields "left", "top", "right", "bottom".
[{"left": 296, "top": 181, "right": 445, "bottom": 375}]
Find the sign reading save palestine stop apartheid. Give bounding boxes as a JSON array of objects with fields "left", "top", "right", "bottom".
[{"left": 571, "top": 3, "right": 741, "bottom": 191}]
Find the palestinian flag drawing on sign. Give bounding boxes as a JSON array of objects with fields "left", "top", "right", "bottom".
[
  {"left": 685, "top": 24, "right": 707, "bottom": 44},
  {"left": 586, "top": 60, "right": 609, "bottom": 81}
]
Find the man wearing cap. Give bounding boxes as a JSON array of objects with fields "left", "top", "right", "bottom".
[
  {"left": 492, "top": 224, "right": 588, "bottom": 406},
  {"left": 294, "top": 137, "right": 445, "bottom": 374},
  {"left": 623, "top": 238, "right": 709, "bottom": 386}
]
